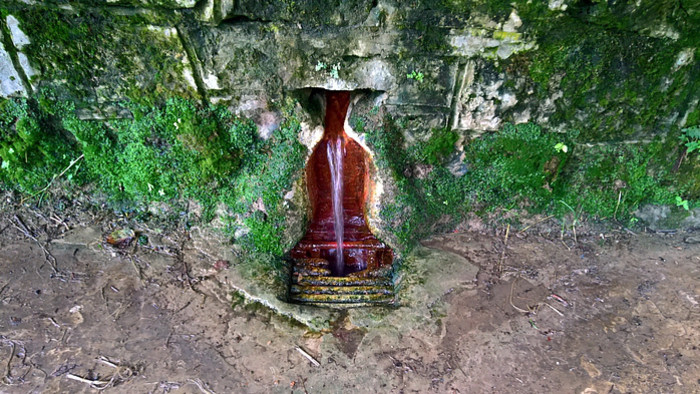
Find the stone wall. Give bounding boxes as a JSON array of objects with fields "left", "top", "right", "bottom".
[
  {"left": 2, "top": 0, "right": 697, "bottom": 138},
  {"left": 1, "top": 0, "right": 699, "bottom": 248}
]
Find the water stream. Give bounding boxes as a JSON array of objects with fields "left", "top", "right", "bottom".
[
  {"left": 290, "top": 90, "right": 392, "bottom": 279},
  {"left": 326, "top": 136, "right": 345, "bottom": 274}
]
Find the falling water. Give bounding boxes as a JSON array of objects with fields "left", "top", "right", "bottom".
[{"left": 326, "top": 136, "right": 345, "bottom": 274}]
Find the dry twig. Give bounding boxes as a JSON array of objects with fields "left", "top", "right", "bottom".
[
  {"left": 508, "top": 278, "right": 530, "bottom": 314},
  {"left": 295, "top": 347, "right": 320, "bottom": 367},
  {"left": 519, "top": 215, "right": 555, "bottom": 233},
  {"left": 498, "top": 224, "right": 510, "bottom": 276},
  {"left": 543, "top": 302, "right": 564, "bottom": 317},
  {"left": 186, "top": 378, "right": 216, "bottom": 394},
  {"left": 64, "top": 356, "right": 138, "bottom": 390},
  {"left": 1, "top": 338, "right": 27, "bottom": 385},
  {"left": 20, "top": 154, "right": 84, "bottom": 205}
]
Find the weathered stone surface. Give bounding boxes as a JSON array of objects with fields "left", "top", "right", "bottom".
[
  {"left": 0, "top": 36, "right": 26, "bottom": 98},
  {"left": 450, "top": 28, "right": 535, "bottom": 59},
  {"left": 9, "top": 8, "right": 199, "bottom": 106},
  {"left": 6, "top": 15, "right": 31, "bottom": 49},
  {"left": 3, "top": 15, "right": 39, "bottom": 91},
  {"left": 386, "top": 58, "right": 457, "bottom": 109},
  {"left": 0, "top": 0, "right": 693, "bottom": 141},
  {"left": 453, "top": 60, "right": 504, "bottom": 131},
  {"left": 347, "top": 243, "right": 479, "bottom": 328},
  {"left": 187, "top": 226, "right": 337, "bottom": 330},
  {"left": 635, "top": 205, "right": 700, "bottom": 231},
  {"left": 396, "top": 245, "right": 478, "bottom": 310},
  {"left": 226, "top": 0, "right": 375, "bottom": 26},
  {"left": 189, "top": 23, "right": 279, "bottom": 99}
]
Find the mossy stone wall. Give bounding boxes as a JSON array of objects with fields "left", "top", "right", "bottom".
[{"left": 0, "top": 0, "right": 699, "bottom": 254}]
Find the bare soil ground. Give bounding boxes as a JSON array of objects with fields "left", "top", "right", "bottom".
[{"left": 0, "top": 202, "right": 699, "bottom": 393}]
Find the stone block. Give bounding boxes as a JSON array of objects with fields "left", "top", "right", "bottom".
[
  {"left": 189, "top": 23, "right": 279, "bottom": 95},
  {"left": 452, "top": 60, "right": 525, "bottom": 132},
  {"left": 635, "top": 205, "right": 700, "bottom": 231},
  {"left": 0, "top": 36, "right": 26, "bottom": 98},
  {"left": 6, "top": 15, "right": 31, "bottom": 49},
  {"left": 386, "top": 58, "right": 458, "bottom": 109},
  {"left": 10, "top": 8, "right": 198, "bottom": 107},
  {"left": 449, "top": 27, "right": 535, "bottom": 59}
]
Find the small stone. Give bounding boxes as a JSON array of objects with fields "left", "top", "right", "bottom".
[
  {"left": 106, "top": 228, "right": 136, "bottom": 248},
  {"left": 213, "top": 260, "right": 230, "bottom": 270},
  {"left": 684, "top": 236, "right": 700, "bottom": 244}
]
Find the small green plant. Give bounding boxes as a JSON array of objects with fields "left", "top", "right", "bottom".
[
  {"left": 315, "top": 61, "right": 327, "bottom": 71},
  {"left": 676, "top": 196, "right": 690, "bottom": 210},
  {"left": 554, "top": 142, "right": 568, "bottom": 153},
  {"left": 407, "top": 70, "right": 424, "bottom": 83},
  {"left": 330, "top": 63, "right": 341, "bottom": 79},
  {"left": 681, "top": 125, "right": 700, "bottom": 154}
]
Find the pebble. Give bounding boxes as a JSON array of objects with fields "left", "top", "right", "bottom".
[{"left": 684, "top": 236, "right": 700, "bottom": 244}]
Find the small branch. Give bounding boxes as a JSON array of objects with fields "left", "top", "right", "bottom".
[
  {"left": 613, "top": 190, "right": 622, "bottom": 221},
  {"left": 186, "top": 378, "right": 216, "bottom": 394},
  {"left": 2, "top": 342, "right": 16, "bottom": 384},
  {"left": 543, "top": 302, "right": 564, "bottom": 317},
  {"left": 21, "top": 154, "right": 84, "bottom": 204},
  {"left": 673, "top": 146, "right": 687, "bottom": 173},
  {"left": 518, "top": 215, "right": 554, "bottom": 233},
  {"left": 508, "top": 278, "right": 530, "bottom": 314},
  {"left": 498, "top": 224, "right": 510, "bottom": 276},
  {"left": 298, "top": 375, "right": 309, "bottom": 394},
  {"left": 64, "top": 355, "right": 137, "bottom": 390},
  {"left": 295, "top": 347, "right": 320, "bottom": 367},
  {"left": 65, "top": 373, "right": 110, "bottom": 389}
]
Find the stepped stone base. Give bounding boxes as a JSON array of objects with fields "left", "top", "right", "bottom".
[{"left": 289, "top": 257, "right": 395, "bottom": 307}]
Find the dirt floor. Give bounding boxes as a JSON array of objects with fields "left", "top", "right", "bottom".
[{"left": 0, "top": 202, "right": 699, "bottom": 393}]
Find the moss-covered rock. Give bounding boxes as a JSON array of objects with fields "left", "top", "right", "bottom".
[{"left": 8, "top": 6, "right": 198, "bottom": 107}]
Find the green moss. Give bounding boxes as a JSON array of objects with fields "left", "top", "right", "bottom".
[
  {"left": 12, "top": 6, "right": 193, "bottom": 105},
  {"left": 415, "top": 127, "right": 459, "bottom": 165},
  {"left": 562, "top": 141, "right": 681, "bottom": 219},
  {"left": 504, "top": 0, "right": 699, "bottom": 142},
  {"left": 366, "top": 116, "right": 695, "bottom": 249},
  {"left": 2, "top": 86, "right": 309, "bottom": 261},
  {"left": 464, "top": 123, "right": 572, "bottom": 209},
  {"left": 63, "top": 97, "right": 255, "bottom": 208},
  {"left": 493, "top": 31, "right": 522, "bottom": 41},
  {"left": 365, "top": 118, "right": 471, "bottom": 249},
  {"left": 220, "top": 101, "right": 306, "bottom": 256},
  {"left": 0, "top": 97, "right": 80, "bottom": 194}
]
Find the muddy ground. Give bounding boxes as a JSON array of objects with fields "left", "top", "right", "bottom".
[{"left": 0, "top": 202, "right": 699, "bottom": 393}]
